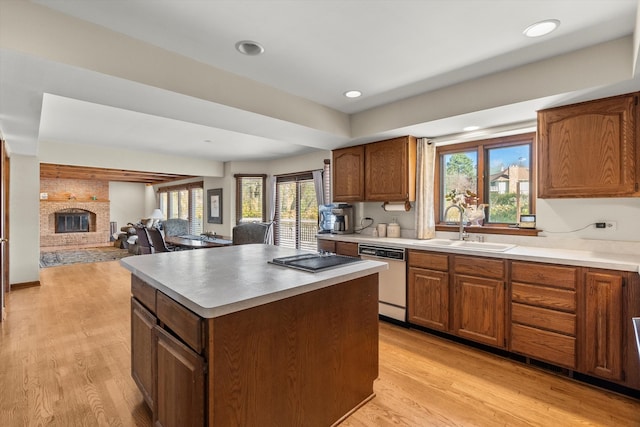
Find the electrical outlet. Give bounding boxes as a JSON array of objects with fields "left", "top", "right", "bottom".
[{"left": 597, "top": 220, "right": 617, "bottom": 231}]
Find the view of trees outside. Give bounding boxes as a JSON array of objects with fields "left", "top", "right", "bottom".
[
  {"left": 239, "top": 177, "right": 264, "bottom": 222},
  {"left": 442, "top": 151, "right": 477, "bottom": 222},
  {"left": 276, "top": 179, "right": 318, "bottom": 250},
  {"left": 487, "top": 144, "right": 530, "bottom": 223},
  {"left": 442, "top": 144, "right": 530, "bottom": 224}
]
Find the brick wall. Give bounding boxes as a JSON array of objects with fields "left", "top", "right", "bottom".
[{"left": 40, "top": 178, "right": 111, "bottom": 248}]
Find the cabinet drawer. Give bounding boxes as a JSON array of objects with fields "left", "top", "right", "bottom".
[
  {"left": 511, "top": 262, "right": 577, "bottom": 290},
  {"left": 409, "top": 250, "right": 448, "bottom": 271},
  {"left": 512, "top": 283, "right": 576, "bottom": 312},
  {"left": 512, "top": 303, "right": 576, "bottom": 336},
  {"left": 317, "top": 239, "right": 336, "bottom": 253},
  {"left": 336, "top": 241, "right": 359, "bottom": 257},
  {"left": 131, "top": 275, "right": 156, "bottom": 313},
  {"left": 454, "top": 256, "right": 504, "bottom": 279},
  {"left": 511, "top": 323, "right": 576, "bottom": 369},
  {"left": 156, "top": 292, "right": 204, "bottom": 354}
]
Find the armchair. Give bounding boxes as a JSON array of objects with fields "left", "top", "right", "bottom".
[{"left": 162, "top": 218, "right": 189, "bottom": 237}]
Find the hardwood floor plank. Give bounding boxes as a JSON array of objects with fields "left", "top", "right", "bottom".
[{"left": 0, "top": 261, "right": 638, "bottom": 426}]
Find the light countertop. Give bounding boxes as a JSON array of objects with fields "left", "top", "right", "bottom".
[
  {"left": 317, "top": 234, "right": 640, "bottom": 274},
  {"left": 121, "top": 244, "right": 387, "bottom": 318}
]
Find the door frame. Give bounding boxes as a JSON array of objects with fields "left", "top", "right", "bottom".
[{"left": 1, "top": 139, "right": 9, "bottom": 321}]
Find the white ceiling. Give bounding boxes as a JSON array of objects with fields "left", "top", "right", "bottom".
[{"left": 1, "top": 0, "right": 639, "bottom": 163}]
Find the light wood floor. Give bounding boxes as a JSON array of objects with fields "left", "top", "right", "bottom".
[{"left": 1, "top": 261, "right": 639, "bottom": 426}]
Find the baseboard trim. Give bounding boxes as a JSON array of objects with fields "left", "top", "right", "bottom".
[{"left": 11, "top": 281, "right": 41, "bottom": 290}]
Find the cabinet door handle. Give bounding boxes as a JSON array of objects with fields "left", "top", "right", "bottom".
[{"left": 0, "top": 238, "right": 7, "bottom": 243}]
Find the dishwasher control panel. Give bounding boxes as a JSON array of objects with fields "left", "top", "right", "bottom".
[{"left": 358, "top": 244, "right": 405, "bottom": 261}]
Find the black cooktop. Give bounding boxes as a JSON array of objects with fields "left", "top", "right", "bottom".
[{"left": 269, "top": 253, "right": 361, "bottom": 273}]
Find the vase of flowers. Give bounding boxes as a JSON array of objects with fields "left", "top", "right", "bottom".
[{"left": 445, "top": 189, "right": 487, "bottom": 226}]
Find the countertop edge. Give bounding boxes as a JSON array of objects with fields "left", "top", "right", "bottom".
[
  {"left": 121, "top": 253, "right": 387, "bottom": 318},
  {"left": 317, "top": 234, "right": 640, "bottom": 274}
]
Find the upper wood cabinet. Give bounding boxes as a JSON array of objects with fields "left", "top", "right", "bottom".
[
  {"left": 332, "top": 136, "right": 417, "bottom": 202},
  {"left": 537, "top": 92, "right": 639, "bottom": 198},
  {"left": 365, "top": 136, "right": 417, "bottom": 202},
  {"left": 332, "top": 145, "right": 365, "bottom": 202}
]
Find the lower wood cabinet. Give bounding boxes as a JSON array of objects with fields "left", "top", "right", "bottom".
[
  {"left": 154, "top": 326, "right": 205, "bottom": 427},
  {"left": 510, "top": 261, "right": 578, "bottom": 369},
  {"left": 131, "top": 278, "right": 208, "bottom": 427},
  {"left": 131, "top": 298, "right": 155, "bottom": 409},
  {"left": 408, "top": 267, "right": 449, "bottom": 331},
  {"left": 408, "top": 251, "right": 506, "bottom": 349},
  {"left": 408, "top": 251, "right": 449, "bottom": 331},
  {"left": 453, "top": 256, "right": 506, "bottom": 348},
  {"left": 404, "top": 250, "right": 640, "bottom": 392},
  {"left": 336, "top": 241, "right": 359, "bottom": 257},
  {"left": 317, "top": 239, "right": 359, "bottom": 257},
  {"left": 454, "top": 274, "right": 505, "bottom": 348},
  {"left": 584, "top": 270, "right": 624, "bottom": 381}
]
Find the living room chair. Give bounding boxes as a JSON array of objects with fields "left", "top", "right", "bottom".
[
  {"left": 134, "top": 226, "right": 154, "bottom": 255},
  {"left": 232, "top": 222, "right": 271, "bottom": 245},
  {"left": 162, "top": 218, "right": 189, "bottom": 237},
  {"left": 147, "top": 227, "right": 174, "bottom": 253}
]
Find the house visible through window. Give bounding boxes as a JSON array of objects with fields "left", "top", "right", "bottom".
[
  {"left": 436, "top": 133, "right": 535, "bottom": 226},
  {"left": 235, "top": 174, "right": 267, "bottom": 224},
  {"left": 157, "top": 181, "right": 203, "bottom": 234},
  {"left": 275, "top": 173, "right": 318, "bottom": 251}
]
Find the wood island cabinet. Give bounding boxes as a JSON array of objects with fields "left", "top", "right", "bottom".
[
  {"left": 130, "top": 267, "right": 379, "bottom": 426},
  {"left": 332, "top": 145, "right": 365, "bottom": 202},
  {"left": 453, "top": 256, "right": 506, "bottom": 348},
  {"left": 131, "top": 298, "right": 155, "bottom": 409},
  {"left": 131, "top": 278, "right": 207, "bottom": 427},
  {"left": 364, "top": 136, "right": 417, "bottom": 202},
  {"left": 154, "top": 326, "right": 205, "bottom": 427},
  {"left": 408, "top": 250, "right": 450, "bottom": 331},
  {"left": 537, "top": 92, "right": 639, "bottom": 198}
]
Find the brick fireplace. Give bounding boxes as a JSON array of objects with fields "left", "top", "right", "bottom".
[{"left": 40, "top": 178, "right": 111, "bottom": 248}]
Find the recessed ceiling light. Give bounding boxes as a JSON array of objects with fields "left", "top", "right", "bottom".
[
  {"left": 344, "top": 90, "right": 362, "bottom": 98},
  {"left": 235, "top": 40, "right": 265, "bottom": 56},
  {"left": 523, "top": 19, "right": 560, "bottom": 38},
  {"left": 463, "top": 125, "right": 480, "bottom": 131}
]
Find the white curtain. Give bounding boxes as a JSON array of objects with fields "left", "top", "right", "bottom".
[
  {"left": 266, "top": 175, "right": 276, "bottom": 244},
  {"left": 312, "top": 170, "right": 325, "bottom": 206},
  {"left": 415, "top": 138, "right": 436, "bottom": 239}
]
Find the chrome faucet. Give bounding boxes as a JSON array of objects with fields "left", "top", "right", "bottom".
[{"left": 443, "top": 205, "right": 468, "bottom": 241}]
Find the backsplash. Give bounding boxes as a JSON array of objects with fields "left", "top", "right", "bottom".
[{"left": 354, "top": 201, "right": 640, "bottom": 256}]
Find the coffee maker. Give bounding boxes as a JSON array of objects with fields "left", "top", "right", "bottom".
[{"left": 331, "top": 204, "right": 354, "bottom": 234}]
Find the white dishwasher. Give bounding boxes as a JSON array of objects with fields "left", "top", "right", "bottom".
[{"left": 358, "top": 244, "right": 407, "bottom": 322}]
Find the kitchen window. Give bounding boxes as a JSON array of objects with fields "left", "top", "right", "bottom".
[
  {"left": 275, "top": 172, "right": 318, "bottom": 251},
  {"left": 234, "top": 174, "right": 267, "bottom": 225},
  {"left": 436, "top": 133, "right": 535, "bottom": 229},
  {"left": 157, "top": 181, "right": 204, "bottom": 234}
]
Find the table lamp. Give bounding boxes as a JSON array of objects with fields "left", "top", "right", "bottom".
[{"left": 150, "top": 209, "right": 164, "bottom": 227}]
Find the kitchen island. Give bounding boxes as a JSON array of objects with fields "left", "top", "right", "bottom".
[{"left": 121, "top": 244, "right": 387, "bottom": 427}]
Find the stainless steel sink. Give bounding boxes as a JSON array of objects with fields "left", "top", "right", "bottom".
[{"left": 415, "top": 239, "right": 515, "bottom": 252}]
